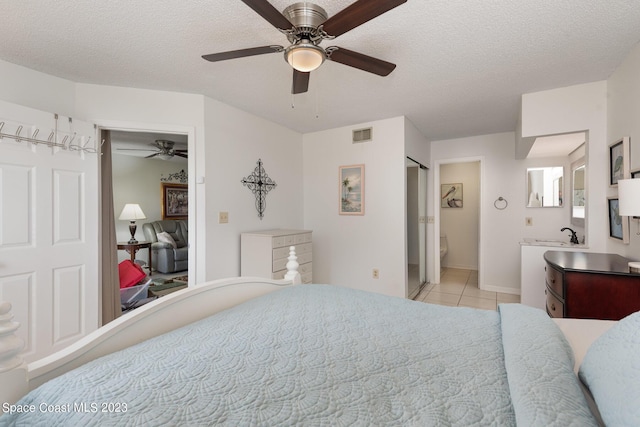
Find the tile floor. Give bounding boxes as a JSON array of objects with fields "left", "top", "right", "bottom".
[{"left": 414, "top": 268, "right": 520, "bottom": 311}]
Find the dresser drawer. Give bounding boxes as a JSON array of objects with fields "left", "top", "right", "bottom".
[
  {"left": 294, "top": 232, "right": 312, "bottom": 244},
  {"left": 272, "top": 262, "right": 312, "bottom": 281},
  {"left": 545, "top": 265, "right": 564, "bottom": 298},
  {"left": 273, "top": 252, "right": 312, "bottom": 272},
  {"left": 273, "top": 242, "right": 312, "bottom": 260},
  {"left": 546, "top": 288, "right": 564, "bottom": 318}
]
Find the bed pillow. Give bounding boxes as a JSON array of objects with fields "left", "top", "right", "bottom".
[
  {"left": 578, "top": 310, "right": 640, "bottom": 426},
  {"left": 157, "top": 231, "right": 177, "bottom": 248}
]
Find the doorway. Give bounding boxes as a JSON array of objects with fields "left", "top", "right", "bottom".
[
  {"left": 407, "top": 157, "right": 428, "bottom": 299},
  {"left": 435, "top": 158, "right": 482, "bottom": 286},
  {"left": 98, "top": 121, "right": 197, "bottom": 322}
]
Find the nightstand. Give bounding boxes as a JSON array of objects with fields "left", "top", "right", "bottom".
[{"left": 117, "top": 241, "right": 153, "bottom": 275}]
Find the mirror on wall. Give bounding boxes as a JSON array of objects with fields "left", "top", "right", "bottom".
[
  {"left": 526, "top": 167, "right": 564, "bottom": 207},
  {"left": 571, "top": 160, "right": 586, "bottom": 227}
]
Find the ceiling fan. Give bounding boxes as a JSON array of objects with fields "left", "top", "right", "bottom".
[
  {"left": 202, "top": 0, "right": 407, "bottom": 94},
  {"left": 117, "top": 140, "right": 188, "bottom": 160}
]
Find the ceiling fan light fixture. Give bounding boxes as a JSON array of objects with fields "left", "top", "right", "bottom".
[
  {"left": 285, "top": 43, "right": 325, "bottom": 72},
  {"left": 158, "top": 152, "right": 173, "bottom": 161}
]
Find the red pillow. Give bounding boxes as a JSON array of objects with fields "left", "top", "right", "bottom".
[{"left": 118, "top": 260, "right": 146, "bottom": 289}]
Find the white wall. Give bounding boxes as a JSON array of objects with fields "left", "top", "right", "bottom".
[
  {"left": 203, "top": 97, "right": 303, "bottom": 279},
  {"left": 440, "top": 161, "right": 480, "bottom": 270},
  {"left": 303, "top": 116, "right": 407, "bottom": 297},
  {"left": 607, "top": 41, "right": 640, "bottom": 260},
  {"left": 521, "top": 81, "right": 608, "bottom": 251},
  {"left": 111, "top": 153, "right": 188, "bottom": 265},
  {"left": 0, "top": 59, "right": 76, "bottom": 117},
  {"left": 74, "top": 83, "right": 207, "bottom": 282}
]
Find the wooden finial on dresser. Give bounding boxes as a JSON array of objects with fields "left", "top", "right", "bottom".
[
  {"left": 0, "top": 300, "right": 28, "bottom": 405},
  {"left": 284, "top": 246, "right": 302, "bottom": 285},
  {"left": 0, "top": 301, "right": 24, "bottom": 372}
]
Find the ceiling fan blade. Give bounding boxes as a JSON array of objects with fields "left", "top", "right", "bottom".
[
  {"left": 202, "top": 45, "right": 283, "bottom": 62},
  {"left": 240, "top": 0, "right": 293, "bottom": 30},
  {"left": 327, "top": 47, "right": 396, "bottom": 76},
  {"left": 145, "top": 153, "right": 160, "bottom": 158},
  {"left": 292, "top": 70, "right": 310, "bottom": 94},
  {"left": 321, "top": 0, "right": 407, "bottom": 37},
  {"left": 175, "top": 152, "right": 188, "bottom": 159}
]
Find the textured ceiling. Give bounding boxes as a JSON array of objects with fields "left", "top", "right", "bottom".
[{"left": 3, "top": 1, "right": 640, "bottom": 140}]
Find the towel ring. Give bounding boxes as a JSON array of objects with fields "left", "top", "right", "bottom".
[{"left": 494, "top": 197, "right": 508, "bottom": 210}]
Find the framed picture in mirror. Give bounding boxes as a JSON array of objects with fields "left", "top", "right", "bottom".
[{"left": 607, "top": 197, "right": 629, "bottom": 244}]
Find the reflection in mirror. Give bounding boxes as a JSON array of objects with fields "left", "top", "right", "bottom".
[
  {"left": 571, "top": 160, "right": 586, "bottom": 227},
  {"left": 526, "top": 167, "right": 563, "bottom": 207}
]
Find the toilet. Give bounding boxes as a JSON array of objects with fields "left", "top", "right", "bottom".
[{"left": 440, "top": 234, "right": 448, "bottom": 262}]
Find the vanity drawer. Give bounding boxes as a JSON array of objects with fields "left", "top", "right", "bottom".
[
  {"left": 546, "top": 288, "right": 564, "bottom": 318},
  {"left": 545, "top": 265, "right": 564, "bottom": 298}
]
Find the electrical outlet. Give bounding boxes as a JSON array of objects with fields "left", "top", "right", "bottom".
[
  {"left": 218, "top": 211, "right": 229, "bottom": 224},
  {"left": 525, "top": 217, "right": 533, "bottom": 226},
  {"left": 427, "top": 216, "right": 435, "bottom": 224},
  {"left": 372, "top": 269, "right": 379, "bottom": 279}
]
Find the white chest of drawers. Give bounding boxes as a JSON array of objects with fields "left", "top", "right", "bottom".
[{"left": 241, "top": 229, "right": 313, "bottom": 283}]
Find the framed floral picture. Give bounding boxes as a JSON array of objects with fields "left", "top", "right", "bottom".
[
  {"left": 339, "top": 164, "right": 364, "bottom": 215},
  {"left": 609, "top": 136, "right": 630, "bottom": 186},
  {"left": 161, "top": 183, "right": 188, "bottom": 220}
]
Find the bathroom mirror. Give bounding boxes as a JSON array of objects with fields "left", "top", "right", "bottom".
[
  {"left": 571, "top": 160, "right": 586, "bottom": 227},
  {"left": 526, "top": 167, "right": 564, "bottom": 207}
]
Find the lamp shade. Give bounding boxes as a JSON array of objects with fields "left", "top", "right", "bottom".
[
  {"left": 285, "top": 43, "right": 325, "bottom": 72},
  {"left": 618, "top": 179, "right": 640, "bottom": 216},
  {"left": 118, "top": 204, "right": 146, "bottom": 221}
]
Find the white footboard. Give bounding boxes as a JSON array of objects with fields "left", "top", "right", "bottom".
[{"left": 0, "top": 247, "right": 301, "bottom": 406}]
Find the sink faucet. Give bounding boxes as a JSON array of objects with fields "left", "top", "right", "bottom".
[{"left": 561, "top": 227, "right": 579, "bottom": 244}]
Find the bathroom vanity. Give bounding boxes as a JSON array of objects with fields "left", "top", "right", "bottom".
[
  {"left": 544, "top": 251, "right": 640, "bottom": 320},
  {"left": 520, "top": 240, "right": 587, "bottom": 310}
]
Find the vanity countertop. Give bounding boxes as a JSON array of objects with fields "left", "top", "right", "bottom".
[{"left": 520, "top": 238, "right": 587, "bottom": 248}]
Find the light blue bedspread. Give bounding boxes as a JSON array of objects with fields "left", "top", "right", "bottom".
[{"left": 0, "top": 285, "right": 595, "bottom": 426}]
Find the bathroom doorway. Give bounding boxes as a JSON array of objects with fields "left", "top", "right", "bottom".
[
  {"left": 436, "top": 159, "right": 481, "bottom": 285},
  {"left": 407, "top": 157, "right": 428, "bottom": 299}
]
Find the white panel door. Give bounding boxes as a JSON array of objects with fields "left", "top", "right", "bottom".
[{"left": 0, "top": 100, "right": 99, "bottom": 363}]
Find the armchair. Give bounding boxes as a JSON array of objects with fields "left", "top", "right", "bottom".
[{"left": 142, "top": 220, "right": 188, "bottom": 274}]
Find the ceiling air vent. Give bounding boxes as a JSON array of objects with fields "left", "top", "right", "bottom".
[{"left": 352, "top": 127, "right": 373, "bottom": 143}]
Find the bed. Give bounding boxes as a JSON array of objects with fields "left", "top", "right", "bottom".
[{"left": 0, "top": 248, "right": 638, "bottom": 426}]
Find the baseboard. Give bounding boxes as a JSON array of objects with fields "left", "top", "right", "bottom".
[
  {"left": 481, "top": 284, "right": 520, "bottom": 295},
  {"left": 442, "top": 263, "right": 477, "bottom": 270}
]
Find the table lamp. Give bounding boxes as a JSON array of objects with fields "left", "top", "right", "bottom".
[
  {"left": 118, "top": 203, "right": 146, "bottom": 244},
  {"left": 618, "top": 178, "right": 640, "bottom": 272}
]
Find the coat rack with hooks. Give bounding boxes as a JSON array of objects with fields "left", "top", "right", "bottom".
[{"left": 0, "top": 114, "right": 98, "bottom": 153}]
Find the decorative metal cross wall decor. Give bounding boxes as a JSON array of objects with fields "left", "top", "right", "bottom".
[{"left": 241, "top": 159, "right": 277, "bottom": 219}]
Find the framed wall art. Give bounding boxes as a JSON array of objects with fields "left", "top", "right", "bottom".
[
  {"left": 607, "top": 197, "right": 629, "bottom": 244},
  {"left": 339, "top": 164, "right": 364, "bottom": 215},
  {"left": 161, "top": 182, "right": 188, "bottom": 220},
  {"left": 609, "top": 136, "right": 630, "bottom": 186},
  {"left": 441, "top": 183, "right": 463, "bottom": 208}
]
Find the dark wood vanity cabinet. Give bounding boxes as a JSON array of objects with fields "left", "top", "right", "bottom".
[{"left": 544, "top": 251, "right": 640, "bottom": 320}]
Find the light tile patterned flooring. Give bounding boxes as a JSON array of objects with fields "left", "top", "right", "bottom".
[{"left": 415, "top": 268, "right": 520, "bottom": 310}]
